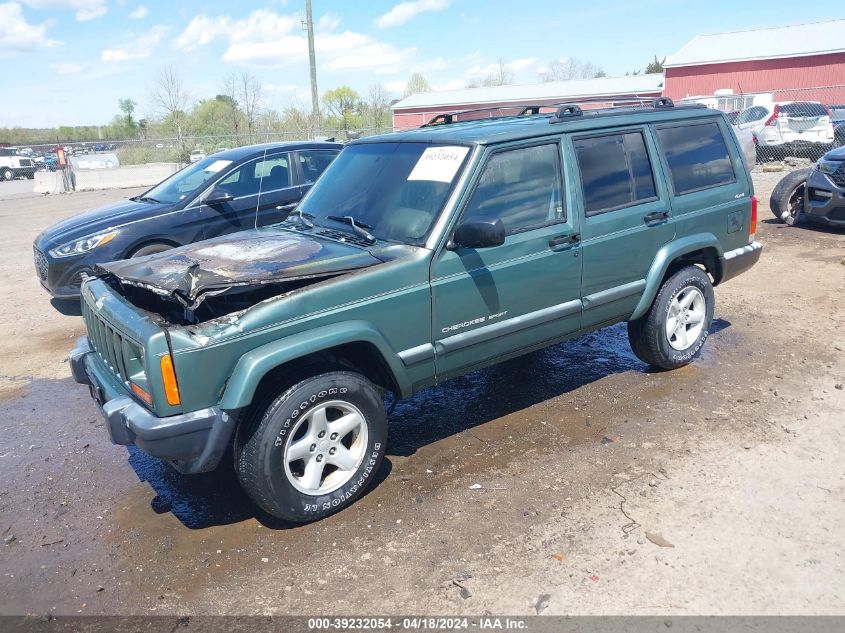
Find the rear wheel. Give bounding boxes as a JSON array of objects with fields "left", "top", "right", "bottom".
[
  {"left": 770, "top": 168, "right": 809, "bottom": 226},
  {"left": 236, "top": 371, "right": 387, "bottom": 523},
  {"left": 627, "top": 266, "right": 715, "bottom": 370},
  {"left": 1, "top": 168, "right": 13, "bottom": 181}
]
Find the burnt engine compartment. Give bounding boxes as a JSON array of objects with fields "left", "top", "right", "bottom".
[{"left": 101, "top": 274, "right": 326, "bottom": 326}]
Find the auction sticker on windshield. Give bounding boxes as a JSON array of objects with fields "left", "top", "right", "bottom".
[
  {"left": 204, "top": 160, "right": 232, "bottom": 173},
  {"left": 408, "top": 146, "right": 469, "bottom": 183}
]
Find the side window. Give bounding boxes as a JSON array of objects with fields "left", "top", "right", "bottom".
[
  {"left": 574, "top": 131, "right": 657, "bottom": 216},
  {"left": 735, "top": 106, "right": 767, "bottom": 125},
  {"left": 256, "top": 155, "right": 291, "bottom": 191},
  {"left": 655, "top": 122, "right": 736, "bottom": 195},
  {"left": 298, "top": 150, "right": 340, "bottom": 184},
  {"left": 461, "top": 143, "right": 564, "bottom": 235}
]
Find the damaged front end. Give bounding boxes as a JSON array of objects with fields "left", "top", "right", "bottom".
[{"left": 94, "top": 228, "right": 384, "bottom": 325}]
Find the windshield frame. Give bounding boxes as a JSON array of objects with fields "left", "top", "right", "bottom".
[
  {"left": 138, "top": 153, "right": 247, "bottom": 206},
  {"left": 295, "top": 140, "right": 475, "bottom": 248}
]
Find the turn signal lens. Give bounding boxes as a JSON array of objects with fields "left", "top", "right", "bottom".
[
  {"left": 130, "top": 382, "right": 153, "bottom": 406},
  {"left": 160, "top": 354, "right": 181, "bottom": 406},
  {"left": 749, "top": 195, "right": 758, "bottom": 240}
]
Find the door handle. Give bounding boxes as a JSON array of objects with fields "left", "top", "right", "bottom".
[
  {"left": 276, "top": 202, "right": 298, "bottom": 211},
  {"left": 549, "top": 233, "right": 581, "bottom": 249},
  {"left": 643, "top": 210, "right": 670, "bottom": 224}
]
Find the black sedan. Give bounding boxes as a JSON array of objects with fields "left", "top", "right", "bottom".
[{"left": 34, "top": 141, "right": 341, "bottom": 299}]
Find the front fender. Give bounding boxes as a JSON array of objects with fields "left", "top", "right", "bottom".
[
  {"left": 629, "top": 234, "right": 723, "bottom": 321},
  {"left": 218, "top": 320, "right": 413, "bottom": 410}
]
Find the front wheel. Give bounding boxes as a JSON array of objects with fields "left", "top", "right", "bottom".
[
  {"left": 627, "top": 266, "right": 715, "bottom": 370},
  {"left": 236, "top": 372, "right": 387, "bottom": 522}
]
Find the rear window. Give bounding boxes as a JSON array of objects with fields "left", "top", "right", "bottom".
[
  {"left": 655, "top": 122, "right": 736, "bottom": 195},
  {"left": 779, "top": 102, "right": 827, "bottom": 117},
  {"left": 574, "top": 131, "right": 657, "bottom": 216}
]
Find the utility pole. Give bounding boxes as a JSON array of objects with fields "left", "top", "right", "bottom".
[{"left": 304, "top": 0, "right": 320, "bottom": 135}]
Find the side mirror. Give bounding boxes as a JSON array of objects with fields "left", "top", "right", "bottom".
[
  {"left": 203, "top": 186, "right": 234, "bottom": 206},
  {"left": 450, "top": 218, "right": 506, "bottom": 249}
]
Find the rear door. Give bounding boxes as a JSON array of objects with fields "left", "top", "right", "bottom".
[
  {"left": 430, "top": 140, "right": 582, "bottom": 379},
  {"left": 571, "top": 127, "right": 675, "bottom": 328},
  {"left": 253, "top": 152, "right": 300, "bottom": 227}
]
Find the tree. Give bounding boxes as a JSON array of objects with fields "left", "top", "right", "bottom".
[
  {"left": 363, "top": 84, "right": 391, "bottom": 131},
  {"left": 150, "top": 66, "right": 191, "bottom": 160},
  {"left": 645, "top": 55, "right": 666, "bottom": 74},
  {"left": 118, "top": 98, "right": 137, "bottom": 130},
  {"left": 233, "top": 70, "right": 262, "bottom": 138},
  {"left": 220, "top": 74, "right": 243, "bottom": 136},
  {"left": 481, "top": 59, "right": 514, "bottom": 87},
  {"left": 323, "top": 86, "right": 361, "bottom": 136},
  {"left": 540, "top": 57, "right": 605, "bottom": 82},
  {"left": 403, "top": 73, "right": 431, "bottom": 98}
]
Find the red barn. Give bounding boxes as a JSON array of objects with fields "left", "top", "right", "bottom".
[
  {"left": 663, "top": 18, "right": 845, "bottom": 106},
  {"left": 392, "top": 74, "right": 664, "bottom": 131}
]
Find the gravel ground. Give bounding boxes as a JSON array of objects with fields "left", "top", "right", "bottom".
[{"left": 0, "top": 175, "right": 843, "bottom": 616}]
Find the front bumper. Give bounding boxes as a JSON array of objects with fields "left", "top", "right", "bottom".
[
  {"left": 33, "top": 245, "right": 92, "bottom": 299},
  {"left": 70, "top": 336, "right": 235, "bottom": 474},
  {"left": 805, "top": 169, "right": 845, "bottom": 227},
  {"left": 720, "top": 241, "right": 763, "bottom": 284}
]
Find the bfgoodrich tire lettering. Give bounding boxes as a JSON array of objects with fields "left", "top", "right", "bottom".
[
  {"left": 627, "top": 266, "right": 715, "bottom": 370},
  {"left": 236, "top": 371, "right": 387, "bottom": 522}
]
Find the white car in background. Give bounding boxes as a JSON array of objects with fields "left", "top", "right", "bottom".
[
  {"left": 733, "top": 101, "right": 834, "bottom": 160},
  {"left": 189, "top": 148, "right": 207, "bottom": 163}
]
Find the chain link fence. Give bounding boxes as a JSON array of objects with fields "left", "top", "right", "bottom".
[{"left": 682, "top": 85, "right": 845, "bottom": 168}]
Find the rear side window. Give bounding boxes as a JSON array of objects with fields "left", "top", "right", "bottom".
[
  {"left": 780, "top": 102, "right": 827, "bottom": 117},
  {"left": 735, "top": 106, "right": 768, "bottom": 125},
  {"left": 298, "top": 149, "right": 340, "bottom": 184},
  {"left": 461, "top": 143, "right": 564, "bottom": 234},
  {"left": 655, "top": 122, "right": 736, "bottom": 195},
  {"left": 574, "top": 131, "right": 657, "bottom": 216}
]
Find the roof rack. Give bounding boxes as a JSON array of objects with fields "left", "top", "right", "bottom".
[{"left": 421, "top": 104, "right": 552, "bottom": 127}]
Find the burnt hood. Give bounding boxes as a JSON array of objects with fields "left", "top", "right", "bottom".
[{"left": 95, "top": 228, "right": 382, "bottom": 309}]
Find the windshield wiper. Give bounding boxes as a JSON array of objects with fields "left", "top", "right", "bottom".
[
  {"left": 282, "top": 208, "right": 315, "bottom": 229},
  {"left": 327, "top": 215, "right": 377, "bottom": 244},
  {"left": 131, "top": 195, "right": 161, "bottom": 204}
]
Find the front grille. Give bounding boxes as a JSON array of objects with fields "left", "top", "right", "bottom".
[
  {"left": 33, "top": 247, "right": 48, "bottom": 281},
  {"left": 81, "top": 298, "right": 132, "bottom": 385},
  {"left": 829, "top": 163, "right": 845, "bottom": 188},
  {"left": 316, "top": 228, "right": 372, "bottom": 248}
]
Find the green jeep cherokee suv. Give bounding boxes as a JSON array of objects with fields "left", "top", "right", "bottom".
[{"left": 69, "top": 99, "right": 762, "bottom": 522}]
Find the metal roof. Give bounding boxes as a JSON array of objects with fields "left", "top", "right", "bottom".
[
  {"left": 359, "top": 103, "right": 721, "bottom": 147},
  {"left": 392, "top": 74, "right": 664, "bottom": 111},
  {"left": 665, "top": 18, "right": 845, "bottom": 68}
]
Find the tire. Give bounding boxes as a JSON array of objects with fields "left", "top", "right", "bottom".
[
  {"left": 129, "top": 242, "right": 173, "bottom": 258},
  {"left": 770, "top": 169, "right": 810, "bottom": 226},
  {"left": 627, "top": 266, "right": 715, "bottom": 370},
  {"left": 26, "top": 172, "right": 34, "bottom": 180},
  {"left": 236, "top": 371, "right": 388, "bottom": 522},
  {"left": 1, "top": 168, "right": 13, "bottom": 181}
]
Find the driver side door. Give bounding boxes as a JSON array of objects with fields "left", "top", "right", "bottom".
[
  {"left": 197, "top": 157, "right": 265, "bottom": 239},
  {"left": 430, "top": 140, "right": 583, "bottom": 380}
]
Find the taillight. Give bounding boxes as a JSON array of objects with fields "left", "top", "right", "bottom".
[
  {"left": 764, "top": 105, "right": 780, "bottom": 126},
  {"left": 160, "top": 353, "right": 181, "bottom": 406},
  {"left": 749, "top": 195, "right": 758, "bottom": 241}
]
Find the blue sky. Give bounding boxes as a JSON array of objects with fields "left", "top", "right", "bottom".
[{"left": 0, "top": 0, "right": 842, "bottom": 128}]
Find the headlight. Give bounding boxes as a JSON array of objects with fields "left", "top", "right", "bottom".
[
  {"left": 49, "top": 230, "right": 118, "bottom": 258},
  {"left": 817, "top": 158, "right": 843, "bottom": 175}
]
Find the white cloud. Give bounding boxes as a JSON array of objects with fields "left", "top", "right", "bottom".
[
  {"left": 52, "top": 61, "right": 83, "bottom": 74},
  {"left": 101, "top": 24, "right": 168, "bottom": 62},
  {"left": 0, "top": 2, "right": 61, "bottom": 54},
  {"left": 466, "top": 57, "right": 540, "bottom": 80},
  {"left": 20, "top": 0, "right": 106, "bottom": 22},
  {"left": 374, "top": 0, "right": 448, "bottom": 29},
  {"left": 129, "top": 4, "right": 148, "bottom": 19},
  {"left": 174, "top": 9, "right": 415, "bottom": 74}
]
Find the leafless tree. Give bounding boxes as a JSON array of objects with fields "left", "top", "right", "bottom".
[
  {"left": 150, "top": 66, "right": 191, "bottom": 160},
  {"left": 541, "top": 57, "right": 605, "bottom": 82},
  {"left": 403, "top": 73, "right": 431, "bottom": 98},
  {"left": 365, "top": 84, "right": 391, "bottom": 131},
  {"left": 237, "top": 71, "right": 263, "bottom": 139},
  {"left": 220, "top": 73, "right": 242, "bottom": 136},
  {"left": 481, "top": 58, "right": 515, "bottom": 87}
]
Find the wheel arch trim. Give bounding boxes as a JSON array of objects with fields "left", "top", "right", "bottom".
[
  {"left": 630, "top": 233, "right": 723, "bottom": 321},
  {"left": 218, "top": 321, "right": 413, "bottom": 410}
]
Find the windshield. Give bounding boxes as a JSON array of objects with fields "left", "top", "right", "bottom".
[
  {"left": 297, "top": 142, "right": 470, "bottom": 245},
  {"left": 141, "top": 155, "right": 235, "bottom": 204}
]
